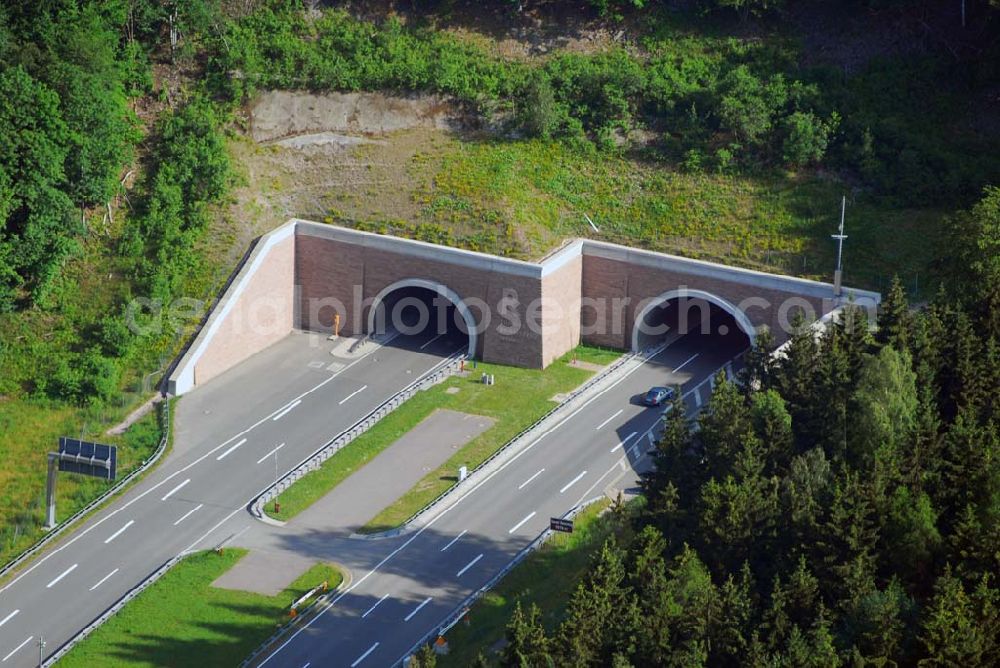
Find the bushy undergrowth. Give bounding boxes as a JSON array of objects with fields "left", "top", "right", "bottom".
[{"left": 208, "top": 3, "right": 1000, "bottom": 207}]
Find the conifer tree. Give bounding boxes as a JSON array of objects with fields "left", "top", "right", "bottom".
[
  {"left": 919, "top": 567, "right": 999, "bottom": 666},
  {"left": 557, "top": 539, "right": 637, "bottom": 666},
  {"left": 409, "top": 643, "right": 437, "bottom": 668},
  {"left": 739, "top": 327, "right": 776, "bottom": 395},
  {"left": 774, "top": 314, "right": 819, "bottom": 450},
  {"left": 698, "top": 372, "right": 755, "bottom": 480},
  {"left": 750, "top": 389, "right": 794, "bottom": 475},
  {"left": 644, "top": 388, "right": 699, "bottom": 507},
  {"left": 502, "top": 601, "right": 551, "bottom": 668},
  {"left": 627, "top": 527, "right": 675, "bottom": 666},
  {"left": 877, "top": 275, "right": 912, "bottom": 351}
]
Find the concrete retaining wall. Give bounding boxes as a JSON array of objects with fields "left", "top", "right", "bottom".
[{"left": 168, "top": 224, "right": 295, "bottom": 395}]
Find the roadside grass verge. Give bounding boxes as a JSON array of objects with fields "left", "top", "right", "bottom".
[
  {"left": 266, "top": 346, "right": 617, "bottom": 525},
  {"left": 59, "top": 549, "right": 342, "bottom": 668},
  {"left": 0, "top": 403, "right": 166, "bottom": 568},
  {"left": 438, "top": 499, "right": 632, "bottom": 666},
  {"left": 339, "top": 137, "right": 940, "bottom": 298}
]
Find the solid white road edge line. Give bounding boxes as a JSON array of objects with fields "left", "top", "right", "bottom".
[
  {"left": 89, "top": 568, "right": 119, "bottom": 591},
  {"left": 216, "top": 438, "right": 248, "bottom": 461},
  {"left": 508, "top": 511, "right": 536, "bottom": 534},
  {"left": 256, "top": 443, "right": 286, "bottom": 465},
  {"left": 161, "top": 478, "right": 190, "bottom": 502},
  {"left": 559, "top": 471, "right": 588, "bottom": 494},
  {"left": 173, "top": 504, "right": 203, "bottom": 526},
  {"left": 0, "top": 610, "right": 17, "bottom": 629},
  {"left": 350, "top": 642, "right": 379, "bottom": 667},
  {"left": 103, "top": 520, "right": 135, "bottom": 544},
  {"left": 518, "top": 468, "right": 545, "bottom": 490},
  {"left": 456, "top": 554, "right": 484, "bottom": 577},
  {"left": 271, "top": 399, "right": 302, "bottom": 421},
  {"left": 594, "top": 409, "right": 624, "bottom": 431},
  {"left": 404, "top": 597, "right": 433, "bottom": 622},
  {"left": 46, "top": 563, "right": 78, "bottom": 588},
  {"left": 2, "top": 636, "right": 32, "bottom": 662},
  {"left": 338, "top": 385, "right": 368, "bottom": 405},
  {"left": 362, "top": 595, "right": 390, "bottom": 619},
  {"left": 440, "top": 530, "right": 467, "bottom": 552}
]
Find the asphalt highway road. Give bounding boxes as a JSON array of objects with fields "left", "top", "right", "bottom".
[
  {"left": 0, "top": 329, "right": 464, "bottom": 667},
  {"left": 256, "top": 329, "right": 748, "bottom": 668}
]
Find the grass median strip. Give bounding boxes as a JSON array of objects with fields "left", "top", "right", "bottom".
[
  {"left": 266, "top": 346, "right": 620, "bottom": 525},
  {"left": 60, "top": 549, "right": 342, "bottom": 668},
  {"left": 438, "top": 499, "right": 628, "bottom": 666}
]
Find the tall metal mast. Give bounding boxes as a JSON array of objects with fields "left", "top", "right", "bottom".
[{"left": 832, "top": 195, "right": 848, "bottom": 296}]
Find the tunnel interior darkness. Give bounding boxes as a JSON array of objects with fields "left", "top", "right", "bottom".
[
  {"left": 634, "top": 295, "right": 753, "bottom": 352},
  {"left": 369, "top": 284, "right": 471, "bottom": 349}
]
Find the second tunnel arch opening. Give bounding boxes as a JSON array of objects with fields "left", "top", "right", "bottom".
[
  {"left": 367, "top": 279, "right": 476, "bottom": 356},
  {"left": 632, "top": 290, "right": 755, "bottom": 354}
]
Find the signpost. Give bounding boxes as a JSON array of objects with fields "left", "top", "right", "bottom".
[
  {"left": 550, "top": 517, "right": 574, "bottom": 534},
  {"left": 45, "top": 438, "right": 118, "bottom": 529}
]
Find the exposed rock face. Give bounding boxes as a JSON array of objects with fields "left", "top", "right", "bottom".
[{"left": 250, "top": 90, "right": 461, "bottom": 143}]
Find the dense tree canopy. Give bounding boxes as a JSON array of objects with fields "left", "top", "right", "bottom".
[{"left": 481, "top": 187, "right": 1000, "bottom": 666}]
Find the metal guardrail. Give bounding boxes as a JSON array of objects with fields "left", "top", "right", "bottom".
[
  {"left": 239, "top": 570, "right": 346, "bottom": 668},
  {"left": 395, "top": 351, "right": 747, "bottom": 666},
  {"left": 396, "top": 495, "right": 608, "bottom": 667},
  {"left": 249, "top": 351, "right": 466, "bottom": 520},
  {"left": 0, "top": 399, "right": 172, "bottom": 582},
  {"left": 375, "top": 346, "right": 657, "bottom": 536},
  {"left": 43, "top": 551, "right": 183, "bottom": 666}
]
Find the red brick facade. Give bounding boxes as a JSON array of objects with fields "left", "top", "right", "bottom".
[{"left": 170, "top": 220, "right": 877, "bottom": 395}]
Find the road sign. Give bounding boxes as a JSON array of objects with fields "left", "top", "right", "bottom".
[
  {"left": 550, "top": 517, "right": 574, "bottom": 533},
  {"left": 45, "top": 438, "right": 118, "bottom": 529},
  {"left": 57, "top": 437, "right": 117, "bottom": 480}
]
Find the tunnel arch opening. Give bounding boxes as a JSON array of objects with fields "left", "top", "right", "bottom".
[
  {"left": 632, "top": 289, "right": 756, "bottom": 352},
  {"left": 367, "top": 278, "right": 476, "bottom": 357}
]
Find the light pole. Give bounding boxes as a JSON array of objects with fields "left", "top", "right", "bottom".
[
  {"left": 832, "top": 195, "right": 848, "bottom": 297},
  {"left": 37, "top": 636, "right": 45, "bottom": 668}
]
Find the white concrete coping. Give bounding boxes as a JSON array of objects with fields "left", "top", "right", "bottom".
[
  {"left": 167, "top": 221, "right": 296, "bottom": 395},
  {"left": 292, "top": 218, "right": 543, "bottom": 278},
  {"left": 294, "top": 219, "right": 880, "bottom": 305},
  {"left": 580, "top": 239, "right": 881, "bottom": 305}
]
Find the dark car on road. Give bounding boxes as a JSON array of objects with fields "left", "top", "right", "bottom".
[{"left": 643, "top": 386, "right": 674, "bottom": 407}]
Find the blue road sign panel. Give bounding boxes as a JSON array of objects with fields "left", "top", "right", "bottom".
[{"left": 57, "top": 437, "right": 117, "bottom": 480}]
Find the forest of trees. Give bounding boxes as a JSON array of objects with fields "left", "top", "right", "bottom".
[
  {"left": 0, "top": 1, "right": 230, "bottom": 402},
  {"left": 0, "top": 0, "right": 997, "bottom": 664},
  {"left": 464, "top": 189, "right": 1000, "bottom": 666}
]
